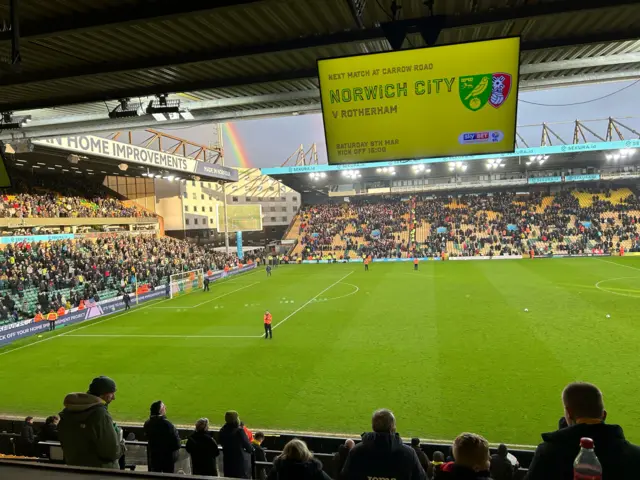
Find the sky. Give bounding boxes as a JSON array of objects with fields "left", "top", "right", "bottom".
[{"left": 159, "top": 80, "right": 640, "bottom": 168}]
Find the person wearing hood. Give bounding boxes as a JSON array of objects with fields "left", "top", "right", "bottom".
[
  {"left": 438, "top": 433, "right": 491, "bottom": 480},
  {"left": 267, "top": 438, "right": 332, "bottom": 480},
  {"left": 333, "top": 438, "right": 355, "bottom": 479},
  {"left": 186, "top": 418, "right": 220, "bottom": 477},
  {"left": 525, "top": 382, "right": 640, "bottom": 480},
  {"left": 58, "top": 376, "right": 123, "bottom": 469},
  {"left": 143, "top": 400, "right": 181, "bottom": 473},
  {"left": 219, "top": 410, "right": 253, "bottom": 479},
  {"left": 341, "top": 408, "right": 426, "bottom": 480}
]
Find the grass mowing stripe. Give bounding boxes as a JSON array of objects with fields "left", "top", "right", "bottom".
[
  {"left": 272, "top": 270, "right": 354, "bottom": 331},
  {"left": 0, "top": 297, "right": 172, "bottom": 357}
]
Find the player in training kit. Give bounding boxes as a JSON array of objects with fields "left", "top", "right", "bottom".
[
  {"left": 266, "top": 265, "right": 272, "bottom": 277},
  {"left": 364, "top": 256, "right": 370, "bottom": 271},
  {"left": 263, "top": 311, "right": 273, "bottom": 339},
  {"left": 413, "top": 257, "right": 419, "bottom": 271}
]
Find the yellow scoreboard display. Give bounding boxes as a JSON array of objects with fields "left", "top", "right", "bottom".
[{"left": 317, "top": 37, "right": 520, "bottom": 165}]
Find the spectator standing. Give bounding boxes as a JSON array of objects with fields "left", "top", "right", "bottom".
[
  {"left": 267, "top": 438, "right": 332, "bottom": 480},
  {"left": 252, "top": 431, "right": 268, "bottom": 480},
  {"left": 219, "top": 410, "right": 253, "bottom": 479},
  {"left": 525, "top": 382, "right": 640, "bottom": 480},
  {"left": 20, "top": 416, "right": 36, "bottom": 456},
  {"left": 58, "top": 376, "right": 123, "bottom": 469},
  {"left": 439, "top": 433, "right": 491, "bottom": 480},
  {"left": 411, "top": 438, "right": 433, "bottom": 478},
  {"left": 333, "top": 438, "right": 355, "bottom": 479},
  {"left": 490, "top": 444, "right": 514, "bottom": 480},
  {"left": 143, "top": 401, "right": 181, "bottom": 474},
  {"left": 37, "top": 415, "right": 60, "bottom": 442},
  {"left": 186, "top": 418, "right": 220, "bottom": 477},
  {"left": 432, "top": 451, "right": 445, "bottom": 479},
  {"left": 341, "top": 408, "right": 425, "bottom": 480}
]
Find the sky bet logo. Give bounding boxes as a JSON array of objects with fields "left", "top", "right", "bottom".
[{"left": 459, "top": 130, "right": 504, "bottom": 145}]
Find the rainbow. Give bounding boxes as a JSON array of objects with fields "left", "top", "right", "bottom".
[{"left": 223, "top": 122, "right": 252, "bottom": 168}]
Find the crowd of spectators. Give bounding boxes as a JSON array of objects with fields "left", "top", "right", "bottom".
[
  {"left": 296, "top": 188, "right": 640, "bottom": 259},
  {"left": 0, "top": 236, "right": 259, "bottom": 321},
  {"left": 18, "top": 379, "right": 640, "bottom": 479},
  {"left": 0, "top": 193, "right": 153, "bottom": 219},
  {"left": 0, "top": 171, "right": 155, "bottom": 219}
]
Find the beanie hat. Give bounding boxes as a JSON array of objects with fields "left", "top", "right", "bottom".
[
  {"left": 150, "top": 400, "right": 163, "bottom": 416},
  {"left": 225, "top": 410, "right": 239, "bottom": 426},
  {"left": 88, "top": 376, "right": 117, "bottom": 397}
]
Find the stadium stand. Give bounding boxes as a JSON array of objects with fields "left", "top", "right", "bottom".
[
  {"left": 0, "top": 173, "right": 264, "bottom": 324},
  {"left": 291, "top": 188, "right": 640, "bottom": 261}
]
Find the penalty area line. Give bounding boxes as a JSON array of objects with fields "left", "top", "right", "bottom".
[
  {"left": 272, "top": 270, "right": 354, "bottom": 331},
  {"left": 597, "top": 259, "right": 640, "bottom": 273},
  {"left": 65, "top": 334, "right": 261, "bottom": 339}
]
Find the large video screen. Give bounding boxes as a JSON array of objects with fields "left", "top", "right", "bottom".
[{"left": 318, "top": 37, "right": 520, "bottom": 165}]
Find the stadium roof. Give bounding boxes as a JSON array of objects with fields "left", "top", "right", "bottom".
[{"left": 1, "top": 0, "right": 640, "bottom": 138}]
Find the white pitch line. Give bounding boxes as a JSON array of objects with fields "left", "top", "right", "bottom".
[
  {"left": 598, "top": 258, "right": 640, "bottom": 273},
  {"left": 191, "top": 282, "right": 260, "bottom": 308},
  {"left": 65, "top": 334, "right": 260, "bottom": 339},
  {"left": 150, "top": 281, "right": 260, "bottom": 309},
  {"left": 0, "top": 297, "right": 172, "bottom": 357},
  {"left": 272, "top": 270, "right": 354, "bottom": 331}
]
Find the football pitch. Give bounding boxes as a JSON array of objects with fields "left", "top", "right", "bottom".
[{"left": 1, "top": 257, "right": 640, "bottom": 447}]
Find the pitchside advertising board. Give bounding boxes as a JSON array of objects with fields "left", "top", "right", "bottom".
[{"left": 318, "top": 37, "right": 520, "bottom": 165}]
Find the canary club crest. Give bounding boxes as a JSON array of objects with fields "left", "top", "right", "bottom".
[{"left": 459, "top": 73, "right": 512, "bottom": 111}]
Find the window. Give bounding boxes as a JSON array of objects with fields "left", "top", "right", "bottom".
[
  {"left": 292, "top": 196, "right": 298, "bottom": 201},
  {"left": 232, "top": 197, "right": 238, "bottom": 202},
  {"left": 280, "top": 197, "right": 286, "bottom": 202},
  {"left": 200, "top": 182, "right": 204, "bottom": 187},
  {"left": 201, "top": 194, "right": 205, "bottom": 200},
  {"left": 270, "top": 216, "right": 276, "bottom": 222},
  {"left": 201, "top": 206, "right": 205, "bottom": 212},
  {"left": 210, "top": 218, "right": 214, "bottom": 224},
  {"left": 192, "top": 180, "right": 196, "bottom": 186},
  {"left": 182, "top": 192, "right": 187, "bottom": 199},
  {"left": 209, "top": 196, "right": 212, "bottom": 201},
  {"left": 184, "top": 205, "right": 189, "bottom": 212},
  {"left": 207, "top": 183, "right": 211, "bottom": 188},
  {"left": 281, "top": 216, "right": 287, "bottom": 222},
  {"left": 192, "top": 193, "right": 196, "bottom": 200},
  {"left": 246, "top": 197, "right": 251, "bottom": 202},
  {"left": 281, "top": 206, "right": 287, "bottom": 212},
  {"left": 269, "top": 206, "right": 276, "bottom": 212},
  {"left": 209, "top": 206, "right": 213, "bottom": 212},
  {"left": 293, "top": 205, "right": 298, "bottom": 212},
  {"left": 194, "top": 218, "right": 198, "bottom": 225},
  {"left": 185, "top": 219, "right": 190, "bottom": 225}
]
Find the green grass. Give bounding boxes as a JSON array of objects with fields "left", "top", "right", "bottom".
[{"left": 2, "top": 257, "right": 640, "bottom": 447}]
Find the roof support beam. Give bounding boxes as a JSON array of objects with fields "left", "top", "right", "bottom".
[
  {"left": 1, "top": 0, "right": 638, "bottom": 88},
  {"left": 521, "top": 52, "right": 640, "bottom": 74},
  {"left": 0, "top": 0, "right": 266, "bottom": 42}
]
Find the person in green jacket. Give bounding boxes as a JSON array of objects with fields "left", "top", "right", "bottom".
[{"left": 58, "top": 376, "right": 124, "bottom": 469}]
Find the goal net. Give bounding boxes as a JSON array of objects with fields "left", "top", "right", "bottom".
[{"left": 169, "top": 269, "right": 204, "bottom": 299}]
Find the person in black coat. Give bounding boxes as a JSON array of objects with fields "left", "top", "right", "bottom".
[
  {"left": 123, "top": 292, "right": 131, "bottom": 311},
  {"left": 143, "top": 401, "right": 181, "bottom": 474},
  {"left": 490, "top": 444, "right": 514, "bottom": 480},
  {"left": 341, "top": 409, "right": 426, "bottom": 480},
  {"left": 219, "top": 410, "right": 253, "bottom": 479},
  {"left": 185, "top": 418, "right": 219, "bottom": 477},
  {"left": 252, "top": 431, "right": 268, "bottom": 480},
  {"left": 20, "top": 416, "right": 36, "bottom": 457},
  {"left": 267, "top": 438, "right": 332, "bottom": 480},
  {"left": 525, "top": 382, "right": 640, "bottom": 480},
  {"left": 333, "top": 438, "right": 355, "bottom": 479},
  {"left": 37, "top": 415, "right": 60, "bottom": 456}
]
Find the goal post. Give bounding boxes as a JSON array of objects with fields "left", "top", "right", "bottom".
[{"left": 169, "top": 269, "right": 204, "bottom": 299}]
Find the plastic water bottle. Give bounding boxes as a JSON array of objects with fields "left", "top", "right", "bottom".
[{"left": 574, "top": 437, "right": 602, "bottom": 480}]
